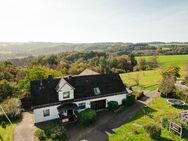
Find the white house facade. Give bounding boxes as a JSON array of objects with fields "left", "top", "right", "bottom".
[{"left": 30, "top": 71, "right": 129, "bottom": 123}]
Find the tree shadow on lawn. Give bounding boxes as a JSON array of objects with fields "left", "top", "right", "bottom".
[
  {"left": 0, "top": 135, "right": 3, "bottom": 141},
  {"left": 157, "top": 136, "right": 173, "bottom": 141}
]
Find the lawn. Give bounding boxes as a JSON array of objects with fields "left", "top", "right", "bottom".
[
  {"left": 121, "top": 55, "right": 188, "bottom": 91},
  {"left": 0, "top": 124, "right": 14, "bottom": 141},
  {"left": 137, "top": 54, "right": 188, "bottom": 67},
  {"left": 109, "top": 97, "right": 188, "bottom": 141}
]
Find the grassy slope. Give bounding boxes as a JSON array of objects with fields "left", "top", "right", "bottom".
[
  {"left": 109, "top": 97, "right": 188, "bottom": 141},
  {"left": 0, "top": 124, "right": 13, "bottom": 141},
  {"left": 121, "top": 55, "right": 188, "bottom": 91}
]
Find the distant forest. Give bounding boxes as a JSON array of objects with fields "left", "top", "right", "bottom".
[{"left": 0, "top": 42, "right": 188, "bottom": 61}]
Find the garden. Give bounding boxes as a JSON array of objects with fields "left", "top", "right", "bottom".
[{"left": 109, "top": 97, "right": 188, "bottom": 141}]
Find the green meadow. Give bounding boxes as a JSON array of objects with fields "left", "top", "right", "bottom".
[
  {"left": 121, "top": 55, "right": 188, "bottom": 91},
  {"left": 139, "top": 54, "right": 188, "bottom": 67}
]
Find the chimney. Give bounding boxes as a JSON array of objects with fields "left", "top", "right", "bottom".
[{"left": 47, "top": 75, "right": 53, "bottom": 81}]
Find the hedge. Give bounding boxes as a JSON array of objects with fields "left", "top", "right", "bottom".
[
  {"left": 78, "top": 108, "right": 96, "bottom": 127},
  {"left": 107, "top": 101, "right": 119, "bottom": 112},
  {"left": 144, "top": 124, "right": 161, "bottom": 139},
  {"left": 122, "top": 94, "right": 135, "bottom": 107}
]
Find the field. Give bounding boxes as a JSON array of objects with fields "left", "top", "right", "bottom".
[
  {"left": 139, "top": 55, "right": 188, "bottom": 67},
  {"left": 0, "top": 124, "right": 13, "bottom": 141},
  {"left": 109, "top": 97, "right": 188, "bottom": 141},
  {"left": 121, "top": 55, "right": 188, "bottom": 91}
]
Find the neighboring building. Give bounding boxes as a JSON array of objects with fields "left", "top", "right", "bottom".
[{"left": 30, "top": 71, "right": 128, "bottom": 123}]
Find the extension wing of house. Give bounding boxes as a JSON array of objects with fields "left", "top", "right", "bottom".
[{"left": 30, "top": 70, "right": 128, "bottom": 123}]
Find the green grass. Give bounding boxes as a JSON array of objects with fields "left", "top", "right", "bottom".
[
  {"left": 121, "top": 55, "right": 188, "bottom": 91},
  {"left": 121, "top": 70, "right": 161, "bottom": 91},
  {"left": 109, "top": 97, "right": 188, "bottom": 141},
  {"left": 0, "top": 124, "right": 13, "bottom": 141},
  {"left": 137, "top": 55, "right": 188, "bottom": 67}
]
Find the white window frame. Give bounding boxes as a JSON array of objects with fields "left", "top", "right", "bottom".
[
  {"left": 43, "top": 109, "right": 50, "bottom": 117},
  {"left": 78, "top": 102, "right": 86, "bottom": 109},
  {"left": 63, "top": 91, "right": 70, "bottom": 98},
  {"left": 94, "top": 87, "right": 101, "bottom": 95}
]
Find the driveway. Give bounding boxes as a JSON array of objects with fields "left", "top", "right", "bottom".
[
  {"left": 14, "top": 112, "right": 35, "bottom": 141},
  {"left": 67, "top": 90, "right": 160, "bottom": 141}
]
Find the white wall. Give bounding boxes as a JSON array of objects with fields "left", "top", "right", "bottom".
[
  {"left": 58, "top": 83, "right": 74, "bottom": 101},
  {"left": 34, "top": 93, "right": 127, "bottom": 123},
  {"left": 75, "top": 93, "right": 127, "bottom": 112},
  {"left": 33, "top": 105, "right": 60, "bottom": 123}
]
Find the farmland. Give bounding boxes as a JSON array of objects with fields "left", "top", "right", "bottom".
[{"left": 121, "top": 55, "right": 188, "bottom": 91}]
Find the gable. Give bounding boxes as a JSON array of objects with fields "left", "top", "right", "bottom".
[{"left": 58, "top": 83, "right": 74, "bottom": 101}]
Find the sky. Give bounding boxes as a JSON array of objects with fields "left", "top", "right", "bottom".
[{"left": 0, "top": 0, "right": 187, "bottom": 43}]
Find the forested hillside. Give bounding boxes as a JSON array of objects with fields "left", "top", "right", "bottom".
[{"left": 0, "top": 42, "right": 188, "bottom": 61}]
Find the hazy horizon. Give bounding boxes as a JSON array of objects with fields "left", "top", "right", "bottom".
[{"left": 0, "top": 0, "right": 188, "bottom": 43}]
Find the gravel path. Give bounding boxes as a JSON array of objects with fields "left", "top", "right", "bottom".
[{"left": 14, "top": 112, "right": 35, "bottom": 141}]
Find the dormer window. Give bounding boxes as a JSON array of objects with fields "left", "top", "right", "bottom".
[
  {"left": 94, "top": 87, "right": 101, "bottom": 95},
  {"left": 63, "top": 91, "right": 70, "bottom": 98}
]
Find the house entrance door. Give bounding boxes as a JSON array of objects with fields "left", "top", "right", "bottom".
[{"left": 67, "top": 109, "right": 73, "bottom": 115}]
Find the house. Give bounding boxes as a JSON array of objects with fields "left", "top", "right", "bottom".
[{"left": 30, "top": 71, "right": 128, "bottom": 123}]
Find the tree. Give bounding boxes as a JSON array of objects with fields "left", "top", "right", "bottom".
[
  {"left": 159, "top": 66, "right": 180, "bottom": 97},
  {"left": 0, "top": 80, "right": 15, "bottom": 101},
  {"left": 159, "top": 75, "right": 175, "bottom": 98},
  {"left": 137, "top": 58, "right": 147, "bottom": 71},
  {"left": 0, "top": 98, "right": 22, "bottom": 119},
  {"left": 18, "top": 66, "right": 62, "bottom": 91},
  {"left": 99, "top": 57, "right": 108, "bottom": 73},
  {"left": 185, "top": 61, "right": 188, "bottom": 85},
  {"left": 147, "top": 56, "right": 159, "bottom": 68},
  {"left": 161, "top": 66, "right": 180, "bottom": 79}
]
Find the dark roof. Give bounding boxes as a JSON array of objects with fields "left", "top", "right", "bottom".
[
  {"left": 57, "top": 103, "right": 78, "bottom": 113},
  {"left": 30, "top": 73, "right": 126, "bottom": 108}
]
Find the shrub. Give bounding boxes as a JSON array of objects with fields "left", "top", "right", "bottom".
[
  {"left": 107, "top": 101, "right": 119, "bottom": 112},
  {"left": 132, "top": 91, "right": 144, "bottom": 100},
  {"left": 1, "top": 121, "right": 6, "bottom": 128},
  {"left": 144, "top": 124, "right": 161, "bottom": 139},
  {"left": 78, "top": 108, "right": 96, "bottom": 127},
  {"left": 35, "top": 129, "right": 46, "bottom": 141},
  {"left": 49, "top": 125, "right": 67, "bottom": 140},
  {"left": 162, "top": 117, "right": 169, "bottom": 128},
  {"left": 0, "top": 98, "right": 22, "bottom": 120},
  {"left": 122, "top": 94, "right": 135, "bottom": 107}
]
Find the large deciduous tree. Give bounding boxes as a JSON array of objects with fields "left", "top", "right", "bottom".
[
  {"left": 159, "top": 66, "right": 180, "bottom": 98},
  {"left": 18, "top": 66, "right": 62, "bottom": 91}
]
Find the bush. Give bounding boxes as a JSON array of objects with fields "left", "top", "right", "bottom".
[
  {"left": 162, "top": 117, "right": 169, "bottom": 128},
  {"left": 132, "top": 91, "right": 144, "bottom": 100},
  {"left": 144, "top": 124, "right": 161, "bottom": 139},
  {"left": 78, "top": 108, "right": 96, "bottom": 127},
  {"left": 107, "top": 101, "right": 119, "bottom": 112},
  {"left": 35, "top": 129, "right": 46, "bottom": 141},
  {"left": 1, "top": 121, "right": 6, "bottom": 128},
  {"left": 49, "top": 125, "right": 67, "bottom": 140},
  {"left": 0, "top": 98, "right": 22, "bottom": 120},
  {"left": 122, "top": 94, "right": 135, "bottom": 107}
]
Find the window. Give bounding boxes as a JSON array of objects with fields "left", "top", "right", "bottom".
[
  {"left": 94, "top": 87, "right": 101, "bottom": 95},
  {"left": 78, "top": 102, "right": 86, "bottom": 109},
  {"left": 43, "top": 109, "right": 50, "bottom": 117},
  {"left": 63, "top": 91, "right": 70, "bottom": 98}
]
